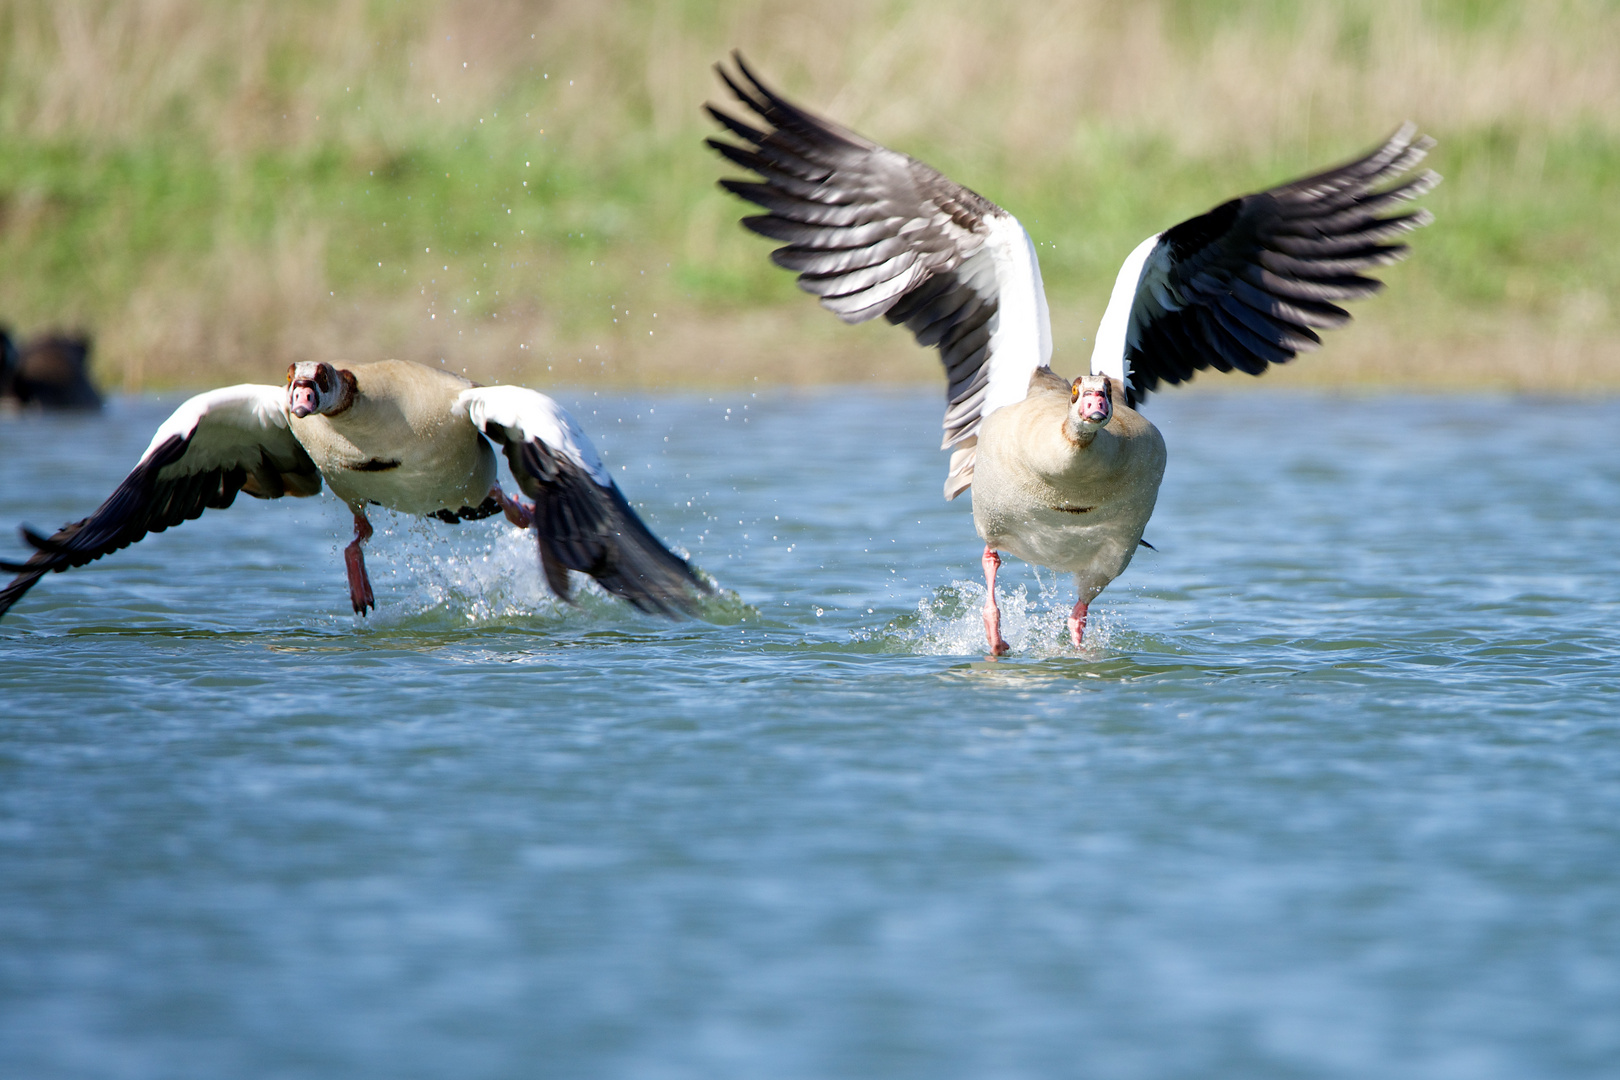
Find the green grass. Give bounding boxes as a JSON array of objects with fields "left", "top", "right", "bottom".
[{"left": 1, "top": 0, "right": 1617, "bottom": 390}]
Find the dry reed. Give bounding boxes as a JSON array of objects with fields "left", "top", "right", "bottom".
[{"left": 1, "top": 0, "right": 1617, "bottom": 391}]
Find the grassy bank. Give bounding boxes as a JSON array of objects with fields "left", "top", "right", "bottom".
[{"left": 1, "top": 0, "right": 1617, "bottom": 391}]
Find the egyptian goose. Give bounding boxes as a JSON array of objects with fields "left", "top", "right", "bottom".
[
  {"left": 0, "top": 328, "right": 102, "bottom": 411},
  {"left": 0, "top": 359, "right": 706, "bottom": 620},
  {"left": 708, "top": 54, "right": 1437, "bottom": 654}
]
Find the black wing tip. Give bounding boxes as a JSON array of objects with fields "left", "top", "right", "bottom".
[
  {"left": 703, "top": 104, "right": 744, "bottom": 136},
  {"left": 714, "top": 52, "right": 768, "bottom": 117},
  {"left": 597, "top": 559, "right": 709, "bottom": 621},
  {"left": 1357, "top": 121, "right": 1437, "bottom": 179},
  {"left": 727, "top": 50, "right": 767, "bottom": 97},
  {"left": 508, "top": 438, "right": 709, "bottom": 622},
  {"left": 607, "top": 482, "right": 712, "bottom": 620},
  {"left": 0, "top": 572, "right": 45, "bottom": 620},
  {"left": 1277, "top": 122, "right": 1441, "bottom": 205},
  {"left": 0, "top": 527, "right": 56, "bottom": 617},
  {"left": 21, "top": 525, "right": 66, "bottom": 552},
  {"left": 1386, "top": 121, "right": 1437, "bottom": 159},
  {"left": 711, "top": 49, "right": 871, "bottom": 156}
]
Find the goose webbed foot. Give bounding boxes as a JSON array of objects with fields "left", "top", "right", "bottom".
[
  {"left": 493, "top": 485, "right": 534, "bottom": 529},
  {"left": 1068, "top": 599, "right": 1088, "bottom": 649},
  {"left": 981, "top": 546, "right": 1009, "bottom": 657},
  {"left": 344, "top": 511, "right": 375, "bottom": 615}
]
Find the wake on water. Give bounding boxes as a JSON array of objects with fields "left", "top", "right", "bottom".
[
  {"left": 329, "top": 510, "right": 1122, "bottom": 657},
  {"left": 343, "top": 511, "right": 751, "bottom": 631}
]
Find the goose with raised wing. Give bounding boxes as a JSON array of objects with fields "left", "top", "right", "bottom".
[
  {"left": 707, "top": 54, "right": 1437, "bottom": 655},
  {"left": 0, "top": 359, "right": 707, "bottom": 620}
]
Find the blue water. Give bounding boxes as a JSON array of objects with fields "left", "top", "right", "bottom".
[{"left": 2, "top": 388, "right": 1618, "bottom": 1079}]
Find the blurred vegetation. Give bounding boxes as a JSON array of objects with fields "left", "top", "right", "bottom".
[{"left": 0, "top": 0, "right": 1616, "bottom": 391}]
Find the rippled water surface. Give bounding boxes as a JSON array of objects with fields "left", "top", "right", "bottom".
[{"left": 2, "top": 388, "right": 1618, "bottom": 1079}]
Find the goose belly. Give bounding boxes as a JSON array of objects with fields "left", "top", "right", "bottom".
[
  {"left": 970, "top": 440, "right": 1159, "bottom": 599},
  {"left": 332, "top": 451, "right": 492, "bottom": 515},
  {"left": 296, "top": 417, "right": 496, "bottom": 516},
  {"left": 979, "top": 500, "right": 1145, "bottom": 587}
]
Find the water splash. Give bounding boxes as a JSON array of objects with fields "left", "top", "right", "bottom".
[
  {"left": 355, "top": 515, "right": 555, "bottom": 623},
  {"left": 869, "top": 570, "right": 1122, "bottom": 659},
  {"left": 343, "top": 511, "right": 750, "bottom": 628}
]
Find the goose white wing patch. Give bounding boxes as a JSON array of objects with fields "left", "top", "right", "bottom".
[
  {"left": 457, "top": 385, "right": 609, "bottom": 486},
  {"left": 979, "top": 214, "right": 1055, "bottom": 417},
  {"left": 140, "top": 384, "right": 304, "bottom": 476},
  {"left": 1088, "top": 234, "right": 1166, "bottom": 390}
]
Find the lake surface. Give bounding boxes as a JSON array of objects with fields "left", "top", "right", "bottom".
[{"left": 2, "top": 386, "right": 1617, "bottom": 1079}]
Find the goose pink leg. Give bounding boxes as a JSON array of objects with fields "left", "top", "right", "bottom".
[
  {"left": 493, "top": 485, "right": 534, "bottom": 528},
  {"left": 1068, "top": 599, "right": 1088, "bottom": 649},
  {"left": 344, "top": 511, "right": 375, "bottom": 615},
  {"left": 981, "top": 546, "right": 1009, "bottom": 656}
]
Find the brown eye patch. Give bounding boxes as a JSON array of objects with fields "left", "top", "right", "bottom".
[{"left": 315, "top": 366, "right": 332, "bottom": 393}]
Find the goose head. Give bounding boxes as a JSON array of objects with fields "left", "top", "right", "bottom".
[
  {"left": 1065, "top": 374, "right": 1113, "bottom": 445},
  {"left": 286, "top": 361, "right": 356, "bottom": 418}
]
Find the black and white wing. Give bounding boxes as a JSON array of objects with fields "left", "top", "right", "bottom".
[
  {"left": 707, "top": 53, "right": 1053, "bottom": 500},
  {"left": 0, "top": 385, "right": 321, "bottom": 618},
  {"left": 458, "top": 387, "right": 706, "bottom": 618},
  {"left": 1090, "top": 125, "right": 1440, "bottom": 405}
]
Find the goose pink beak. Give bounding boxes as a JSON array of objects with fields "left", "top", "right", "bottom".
[
  {"left": 290, "top": 383, "right": 318, "bottom": 418},
  {"left": 1080, "top": 390, "right": 1111, "bottom": 424}
]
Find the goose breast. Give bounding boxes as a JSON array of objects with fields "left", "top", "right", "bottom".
[
  {"left": 290, "top": 360, "right": 496, "bottom": 516},
  {"left": 972, "top": 379, "right": 1166, "bottom": 598}
]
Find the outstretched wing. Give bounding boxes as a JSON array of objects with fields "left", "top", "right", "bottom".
[
  {"left": 1090, "top": 125, "right": 1440, "bottom": 405},
  {"left": 0, "top": 385, "right": 321, "bottom": 618},
  {"left": 707, "top": 52, "right": 1052, "bottom": 500},
  {"left": 457, "top": 386, "right": 706, "bottom": 618}
]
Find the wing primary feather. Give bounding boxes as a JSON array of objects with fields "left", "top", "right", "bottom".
[
  {"left": 709, "top": 55, "right": 1059, "bottom": 496},
  {"left": 741, "top": 215, "right": 897, "bottom": 249},
  {"left": 1230, "top": 277, "right": 1349, "bottom": 329},
  {"left": 707, "top": 142, "right": 829, "bottom": 198},
  {"left": 797, "top": 250, "right": 919, "bottom": 297},
  {"left": 1209, "top": 303, "right": 1293, "bottom": 369},
  {"left": 771, "top": 236, "right": 913, "bottom": 274},
  {"left": 730, "top": 52, "right": 874, "bottom": 156},
  {"left": 1259, "top": 247, "right": 1407, "bottom": 278},
  {"left": 714, "top": 61, "right": 772, "bottom": 122},
  {"left": 1267, "top": 226, "right": 1415, "bottom": 259},
  {"left": 703, "top": 104, "right": 770, "bottom": 147},
  {"left": 722, "top": 183, "right": 882, "bottom": 228},
  {"left": 817, "top": 263, "right": 927, "bottom": 318},
  {"left": 885, "top": 273, "right": 959, "bottom": 324},
  {"left": 709, "top": 134, "right": 834, "bottom": 184},
  {"left": 946, "top": 358, "right": 991, "bottom": 403},
  {"left": 1242, "top": 264, "right": 1384, "bottom": 303}
]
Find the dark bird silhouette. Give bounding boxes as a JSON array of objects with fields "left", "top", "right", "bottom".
[{"left": 0, "top": 328, "right": 103, "bottom": 411}]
